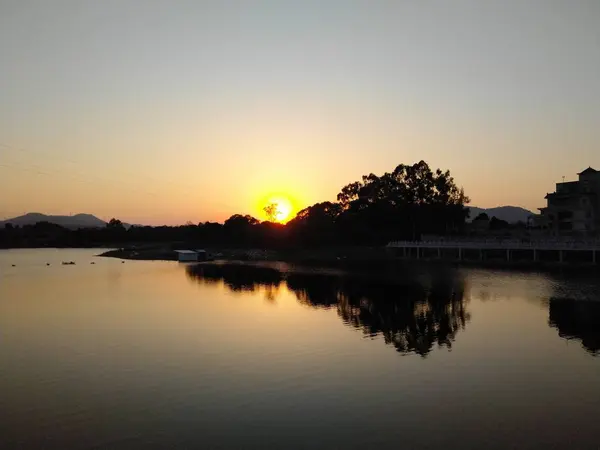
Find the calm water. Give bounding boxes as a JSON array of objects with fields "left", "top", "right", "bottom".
[{"left": 1, "top": 249, "right": 599, "bottom": 449}]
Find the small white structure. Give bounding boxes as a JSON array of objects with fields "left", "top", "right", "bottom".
[
  {"left": 195, "top": 249, "right": 208, "bottom": 261},
  {"left": 174, "top": 250, "right": 199, "bottom": 262}
]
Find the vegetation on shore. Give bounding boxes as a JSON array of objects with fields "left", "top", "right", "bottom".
[
  {"left": 2, "top": 160, "right": 468, "bottom": 249},
  {"left": 97, "top": 245, "right": 391, "bottom": 264}
]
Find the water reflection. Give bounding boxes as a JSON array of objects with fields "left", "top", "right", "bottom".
[
  {"left": 186, "top": 263, "right": 470, "bottom": 357},
  {"left": 335, "top": 279, "right": 469, "bottom": 356},
  {"left": 187, "top": 262, "right": 600, "bottom": 358},
  {"left": 189, "top": 263, "right": 283, "bottom": 292},
  {"left": 548, "top": 298, "right": 600, "bottom": 356}
]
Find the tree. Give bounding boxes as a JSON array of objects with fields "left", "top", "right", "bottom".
[
  {"left": 105, "top": 218, "right": 127, "bottom": 242},
  {"left": 489, "top": 216, "right": 509, "bottom": 230},
  {"left": 0, "top": 160, "right": 469, "bottom": 250},
  {"left": 287, "top": 202, "right": 342, "bottom": 246},
  {"left": 107, "top": 218, "right": 125, "bottom": 230},
  {"left": 263, "top": 203, "right": 280, "bottom": 222},
  {"left": 224, "top": 214, "right": 259, "bottom": 228},
  {"left": 223, "top": 214, "right": 260, "bottom": 247},
  {"left": 337, "top": 161, "right": 469, "bottom": 209},
  {"left": 474, "top": 212, "right": 489, "bottom": 221},
  {"left": 290, "top": 202, "right": 342, "bottom": 225},
  {"left": 335, "top": 161, "right": 470, "bottom": 242}
]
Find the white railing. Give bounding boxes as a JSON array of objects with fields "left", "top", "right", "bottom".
[{"left": 387, "top": 240, "right": 600, "bottom": 250}]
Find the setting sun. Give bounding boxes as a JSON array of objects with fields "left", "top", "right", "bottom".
[{"left": 262, "top": 196, "right": 294, "bottom": 223}]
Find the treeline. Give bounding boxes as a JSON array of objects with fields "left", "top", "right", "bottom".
[{"left": 0, "top": 161, "right": 470, "bottom": 249}]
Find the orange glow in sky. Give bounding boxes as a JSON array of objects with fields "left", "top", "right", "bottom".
[
  {"left": 257, "top": 194, "right": 298, "bottom": 223},
  {"left": 2, "top": 2, "right": 600, "bottom": 225},
  {"left": 272, "top": 197, "right": 293, "bottom": 222}
]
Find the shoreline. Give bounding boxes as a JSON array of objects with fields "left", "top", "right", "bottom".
[
  {"left": 2, "top": 246, "right": 597, "bottom": 274},
  {"left": 96, "top": 247, "right": 600, "bottom": 274}
]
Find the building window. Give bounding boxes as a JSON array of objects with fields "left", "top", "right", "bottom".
[{"left": 558, "top": 211, "right": 573, "bottom": 220}]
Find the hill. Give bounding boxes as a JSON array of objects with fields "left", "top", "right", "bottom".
[
  {"left": 0, "top": 213, "right": 107, "bottom": 229},
  {"left": 467, "top": 206, "right": 535, "bottom": 223}
]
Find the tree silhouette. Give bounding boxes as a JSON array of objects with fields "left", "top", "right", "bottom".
[
  {"left": 263, "top": 203, "right": 280, "bottom": 222},
  {"left": 286, "top": 202, "right": 342, "bottom": 246},
  {"left": 224, "top": 214, "right": 260, "bottom": 227},
  {"left": 223, "top": 214, "right": 261, "bottom": 246},
  {"left": 107, "top": 218, "right": 125, "bottom": 230},
  {"left": 489, "top": 216, "right": 509, "bottom": 230},
  {"left": 335, "top": 161, "right": 469, "bottom": 242},
  {"left": 0, "top": 160, "right": 471, "bottom": 249}
]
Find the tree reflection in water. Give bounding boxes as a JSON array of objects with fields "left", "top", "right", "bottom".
[
  {"left": 188, "top": 263, "right": 283, "bottom": 292},
  {"left": 186, "top": 263, "right": 470, "bottom": 357}
]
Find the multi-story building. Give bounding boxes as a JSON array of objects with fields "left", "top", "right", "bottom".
[{"left": 538, "top": 167, "right": 600, "bottom": 236}]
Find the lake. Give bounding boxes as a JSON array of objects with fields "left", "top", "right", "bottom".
[{"left": 1, "top": 249, "right": 599, "bottom": 449}]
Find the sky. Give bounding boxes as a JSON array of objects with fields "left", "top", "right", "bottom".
[{"left": 1, "top": 0, "right": 599, "bottom": 225}]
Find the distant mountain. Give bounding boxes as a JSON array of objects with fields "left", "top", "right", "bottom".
[
  {"left": 467, "top": 206, "right": 535, "bottom": 223},
  {"left": 0, "top": 213, "right": 107, "bottom": 229}
]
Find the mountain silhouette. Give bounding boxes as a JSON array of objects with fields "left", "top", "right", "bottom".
[
  {"left": 0, "top": 213, "right": 107, "bottom": 229},
  {"left": 467, "top": 206, "right": 534, "bottom": 223}
]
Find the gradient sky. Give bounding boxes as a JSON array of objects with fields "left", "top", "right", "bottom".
[{"left": 1, "top": 0, "right": 599, "bottom": 225}]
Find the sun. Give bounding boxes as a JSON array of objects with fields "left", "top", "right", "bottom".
[{"left": 263, "top": 196, "right": 293, "bottom": 223}]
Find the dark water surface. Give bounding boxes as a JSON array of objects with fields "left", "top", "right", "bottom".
[{"left": 1, "top": 249, "right": 599, "bottom": 449}]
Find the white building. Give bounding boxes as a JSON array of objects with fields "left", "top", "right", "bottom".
[
  {"left": 538, "top": 167, "right": 600, "bottom": 236},
  {"left": 174, "top": 250, "right": 199, "bottom": 262}
]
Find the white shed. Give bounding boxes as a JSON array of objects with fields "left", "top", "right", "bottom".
[{"left": 174, "top": 250, "right": 198, "bottom": 262}]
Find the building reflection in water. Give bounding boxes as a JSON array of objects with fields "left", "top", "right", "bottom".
[
  {"left": 186, "top": 262, "right": 470, "bottom": 357},
  {"left": 548, "top": 298, "right": 600, "bottom": 356},
  {"left": 545, "top": 274, "right": 600, "bottom": 356}
]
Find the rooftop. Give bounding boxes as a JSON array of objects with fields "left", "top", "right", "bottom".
[{"left": 578, "top": 167, "right": 597, "bottom": 175}]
